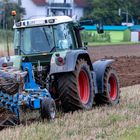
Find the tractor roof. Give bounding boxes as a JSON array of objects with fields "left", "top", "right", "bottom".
[{"left": 14, "top": 16, "right": 73, "bottom": 29}]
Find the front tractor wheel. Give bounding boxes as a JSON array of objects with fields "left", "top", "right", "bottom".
[
  {"left": 100, "top": 67, "right": 120, "bottom": 105},
  {"left": 40, "top": 98, "right": 56, "bottom": 121},
  {"left": 58, "top": 59, "right": 94, "bottom": 112}
]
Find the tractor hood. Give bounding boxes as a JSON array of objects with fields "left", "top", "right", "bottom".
[{"left": 0, "top": 55, "right": 22, "bottom": 69}]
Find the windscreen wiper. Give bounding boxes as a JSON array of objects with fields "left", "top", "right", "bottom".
[{"left": 50, "top": 46, "right": 56, "bottom": 52}]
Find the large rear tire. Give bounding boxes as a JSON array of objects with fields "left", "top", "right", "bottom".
[
  {"left": 57, "top": 59, "right": 94, "bottom": 112},
  {"left": 96, "top": 67, "right": 120, "bottom": 105}
]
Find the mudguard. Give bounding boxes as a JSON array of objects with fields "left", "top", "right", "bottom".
[
  {"left": 93, "top": 59, "right": 114, "bottom": 94},
  {"left": 50, "top": 50, "right": 93, "bottom": 74}
]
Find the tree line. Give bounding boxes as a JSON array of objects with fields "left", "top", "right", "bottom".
[
  {"left": 83, "top": 0, "right": 140, "bottom": 25},
  {"left": 1, "top": 0, "right": 140, "bottom": 29}
]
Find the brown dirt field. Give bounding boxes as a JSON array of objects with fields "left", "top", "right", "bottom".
[{"left": 88, "top": 44, "right": 140, "bottom": 87}]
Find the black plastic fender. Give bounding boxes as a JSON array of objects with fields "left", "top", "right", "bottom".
[
  {"left": 50, "top": 50, "right": 93, "bottom": 74},
  {"left": 93, "top": 59, "right": 115, "bottom": 94}
]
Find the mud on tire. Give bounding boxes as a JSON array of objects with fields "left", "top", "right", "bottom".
[{"left": 57, "top": 59, "right": 94, "bottom": 112}]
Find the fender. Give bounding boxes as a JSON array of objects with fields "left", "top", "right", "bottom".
[
  {"left": 50, "top": 50, "right": 93, "bottom": 74},
  {"left": 93, "top": 59, "right": 114, "bottom": 94}
]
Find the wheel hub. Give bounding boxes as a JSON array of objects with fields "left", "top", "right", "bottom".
[
  {"left": 78, "top": 70, "right": 90, "bottom": 104},
  {"left": 50, "top": 106, "right": 56, "bottom": 119},
  {"left": 109, "top": 74, "right": 117, "bottom": 101}
]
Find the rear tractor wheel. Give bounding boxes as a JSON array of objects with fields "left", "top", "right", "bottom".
[
  {"left": 58, "top": 59, "right": 94, "bottom": 112},
  {"left": 98, "top": 67, "right": 120, "bottom": 105}
]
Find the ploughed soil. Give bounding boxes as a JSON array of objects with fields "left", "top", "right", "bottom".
[{"left": 88, "top": 44, "right": 140, "bottom": 87}]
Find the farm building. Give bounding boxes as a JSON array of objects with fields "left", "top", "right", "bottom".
[
  {"left": 82, "top": 25, "right": 131, "bottom": 43},
  {"left": 130, "top": 25, "right": 140, "bottom": 42},
  {"left": 21, "top": 0, "right": 87, "bottom": 19}
]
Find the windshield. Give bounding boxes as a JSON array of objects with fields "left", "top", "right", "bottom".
[
  {"left": 14, "top": 23, "right": 74, "bottom": 54},
  {"left": 54, "top": 23, "right": 73, "bottom": 50},
  {"left": 14, "top": 26, "right": 54, "bottom": 54}
]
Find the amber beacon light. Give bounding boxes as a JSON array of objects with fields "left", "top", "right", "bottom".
[{"left": 11, "top": 10, "right": 17, "bottom": 16}]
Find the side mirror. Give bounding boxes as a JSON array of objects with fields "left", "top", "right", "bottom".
[
  {"left": 83, "top": 42, "right": 88, "bottom": 50},
  {"left": 96, "top": 24, "right": 104, "bottom": 34},
  {"left": 84, "top": 42, "right": 88, "bottom": 46}
]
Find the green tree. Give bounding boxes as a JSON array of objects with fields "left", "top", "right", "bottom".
[
  {"left": 128, "top": 0, "right": 140, "bottom": 24},
  {"left": 84, "top": 0, "right": 122, "bottom": 25},
  {"left": 84, "top": 0, "right": 140, "bottom": 25}
]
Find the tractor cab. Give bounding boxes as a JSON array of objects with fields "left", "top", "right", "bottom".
[{"left": 13, "top": 16, "right": 81, "bottom": 55}]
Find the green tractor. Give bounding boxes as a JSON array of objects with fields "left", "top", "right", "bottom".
[{"left": 0, "top": 15, "right": 120, "bottom": 119}]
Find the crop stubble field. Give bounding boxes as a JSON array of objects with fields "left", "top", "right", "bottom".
[
  {"left": 0, "top": 44, "right": 140, "bottom": 139},
  {"left": 0, "top": 85, "right": 140, "bottom": 140}
]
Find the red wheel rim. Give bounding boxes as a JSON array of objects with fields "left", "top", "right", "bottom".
[
  {"left": 109, "top": 74, "right": 117, "bottom": 101},
  {"left": 78, "top": 70, "right": 90, "bottom": 104}
]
